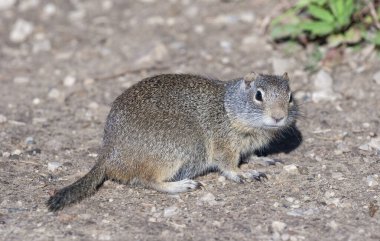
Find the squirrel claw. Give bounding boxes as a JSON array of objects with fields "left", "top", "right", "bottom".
[
  {"left": 252, "top": 172, "right": 268, "bottom": 181},
  {"left": 222, "top": 171, "right": 245, "bottom": 183},
  {"left": 197, "top": 181, "right": 205, "bottom": 189},
  {"left": 237, "top": 175, "right": 245, "bottom": 184},
  {"left": 242, "top": 170, "right": 268, "bottom": 182}
]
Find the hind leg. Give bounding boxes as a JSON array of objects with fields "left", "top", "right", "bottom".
[
  {"left": 147, "top": 179, "right": 202, "bottom": 193},
  {"left": 128, "top": 157, "right": 203, "bottom": 193}
]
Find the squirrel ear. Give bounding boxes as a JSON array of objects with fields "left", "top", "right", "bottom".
[
  {"left": 243, "top": 72, "right": 258, "bottom": 87},
  {"left": 282, "top": 72, "right": 289, "bottom": 81}
]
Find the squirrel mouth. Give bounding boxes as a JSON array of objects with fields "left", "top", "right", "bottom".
[{"left": 263, "top": 125, "right": 283, "bottom": 129}]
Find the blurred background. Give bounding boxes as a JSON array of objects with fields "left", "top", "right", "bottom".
[{"left": 0, "top": 1, "right": 380, "bottom": 240}]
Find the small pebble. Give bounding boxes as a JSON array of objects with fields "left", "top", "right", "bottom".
[
  {"left": 358, "top": 144, "right": 371, "bottom": 151},
  {"left": 10, "top": 19, "right": 34, "bottom": 43},
  {"left": 281, "top": 233, "right": 290, "bottom": 241},
  {"left": 211, "top": 14, "right": 239, "bottom": 25},
  {"left": 42, "top": 3, "right": 56, "bottom": 18},
  {"left": 325, "top": 198, "right": 340, "bottom": 207},
  {"left": 291, "top": 204, "right": 300, "bottom": 209},
  {"left": 336, "top": 143, "right": 350, "bottom": 153},
  {"left": 221, "top": 57, "right": 230, "bottom": 64},
  {"left": 63, "top": 75, "right": 76, "bottom": 87},
  {"left": 48, "top": 162, "right": 62, "bottom": 172},
  {"left": 69, "top": 9, "right": 86, "bottom": 22},
  {"left": 2, "top": 152, "right": 11, "bottom": 158},
  {"left": 0, "top": 114, "right": 7, "bottom": 124},
  {"left": 163, "top": 206, "right": 178, "bottom": 217},
  {"left": 285, "top": 197, "right": 295, "bottom": 203},
  {"left": 312, "top": 70, "right": 340, "bottom": 102},
  {"left": 218, "top": 176, "right": 226, "bottom": 182},
  {"left": 194, "top": 25, "right": 204, "bottom": 34},
  {"left": 33, "top": 98, "right": 41, "bottom": 105},
  {"left": 327, "top": 220, "right": 339, "bottom": 230},
  {"left": 135, "top": 42, "right": 169, "bottom": 67},
  {"left": 12, "top": 149, "right": 22, "bottom": 155},
  {"left": 241, "top": 35, "right": 258, "bottom": 47},
  {"left": 271, "top": 221, "right": 287, "bottom": 233},
  {"left": 332, "top": 172, "right": 344, "bottom": 180},
  {"left": 373, "top": 70, "right": 380, "bottom": 85},
  {"left": 367, "top": 175, "right": 379, "bottom": 187},
  {"left": 32, "top": 117, "right": 47, "bottom": 124},
  {"left": 98, "top": 233, "right": 111, "bottom": 241},
  {"left": 32, "top": 38, "right": 51, "bottom": 53},
  {"left": 48, "top": 88, "right": 61, "bottom": 99},
  {"left": 362, "top": 122, "right": 370, "bottom": 128},
  {"left": 239, "top": 12, "right": 255, "bottom": 23},
  {"left": 324, "top": 190, "right": 335, "bottom": 198},
  {"left": 84, "top": 78, "right": 94, "bottom": 85},
  {"left": 283, "top": 164, "right": 299, "bottom": 175},
  {"left": 88, "top": 102, "right": 99, "bottom": 109},
  {"left": 18, "top": 0, "right": 39, "bottom": 11},
  {"left": 25, "top": 136, "right": 35, "bottom": 145},
  {"left": 25, "top": 148, "right": 41, "bottom": 155},
  {"left": 146, "top": 16, "right": 165, "bottom": 25},
  {"left": 0, "top": 0, "right": 16, "bottom": 10},
  {"left": 102, "top": 0, "right": 113, "bottom": 10},
  {"left": 13, "top": 76, "right": 29, "bottom": 84},
  {"left": 368, "top": 137, "right": 380, "bottom": 151},
  {"left": 199, "top": 192, "right": 217, "bottom": 205},
  {"left": 88, "top": 153, "right": 98, "bottom": 158},
  {"left": 219, "top": 41, "right": 232, "bottom": 52}
]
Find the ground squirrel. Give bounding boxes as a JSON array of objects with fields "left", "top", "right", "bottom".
[{"left": 47, "top": 72, "right": 299, "bottom": 211}]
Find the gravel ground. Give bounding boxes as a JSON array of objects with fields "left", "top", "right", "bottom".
[{"left": 1, "top": 0, "right": 380, "bottom": 240}]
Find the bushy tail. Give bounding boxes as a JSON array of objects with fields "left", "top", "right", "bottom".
[{"left": 46, "top": 162, "right": 106, "bottom": 211}]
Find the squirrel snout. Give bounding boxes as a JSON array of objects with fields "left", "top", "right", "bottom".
[
  {"left": 272, "top": 116, "right": 285, "bottom": 123},
  {"left": 265, "top": 109, "right": 288, "bottom": 126}
]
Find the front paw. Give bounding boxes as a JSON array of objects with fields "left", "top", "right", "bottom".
[
  {"left": 222, "top": 171, "right": 245, "bottom": 183},
  {"left": 241, "top": 170, "right": 268, "bottom": 181}
]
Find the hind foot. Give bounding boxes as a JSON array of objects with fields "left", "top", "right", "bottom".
[
  {"left": 149, "top": 179, "right": 203, "bottom": 193},
  {"left": 222, "top": 169, "right": 267, "bottom": 183}
]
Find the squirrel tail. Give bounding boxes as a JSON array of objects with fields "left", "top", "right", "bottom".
[{"left": 46, "top": 161, "right": 106, "bottom": 211}]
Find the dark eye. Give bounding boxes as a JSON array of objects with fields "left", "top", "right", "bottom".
[
  {"left": 255, "top": 90, "right": 263, "bottom": 102},
  {"left": 289, "top": 93, "right": 293, "bottom": 103}
]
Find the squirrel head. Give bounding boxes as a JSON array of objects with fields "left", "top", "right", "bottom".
[{"left": 225, "top": 72, "right": 298, "bottom": 131}]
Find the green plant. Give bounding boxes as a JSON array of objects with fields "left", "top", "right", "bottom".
[{"left": 270, "top": 0, "right": 380, "bottom": 47}]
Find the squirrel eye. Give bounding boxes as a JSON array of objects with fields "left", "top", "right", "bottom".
[
  {"left": 255, "top": 90, "right": 263, "bottom": 102},
  {"left": 289, "top": 93, "right": 293, "bottom": 103}
]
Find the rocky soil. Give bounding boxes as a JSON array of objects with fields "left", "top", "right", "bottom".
[{"left": 0, "top": 0, "right": 380, "bottom": 240}]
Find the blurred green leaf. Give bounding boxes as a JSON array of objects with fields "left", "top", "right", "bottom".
[
  {"left": 271, "top": 9, "right": 300, "bottom": 26},
  {"left": 269, "top": 0, "right": 377, "bottom": 50},
  {"left": 329, "top": 0, "right": 354, "bottom": 28},
  {"left": 327, "top": 28, "right": 362, "bottom": 47},
  {"left": 308, "top": 4, "right": 334, "bottom": 22},
  {"left": 327, "top": 34, "right": 345, "bottom": 47},
  {"left": 296, "top": 0, "right": 328, "bottom": 9},
  {"left": 344, "top": 27, "right": 362, "bottom": 43},
  {"left": 271, "top": 24, "right": 302, "bottom": 39},
  {"left": 301, "top": 21, "right": 335, "bottom": 36},
  {"left": 370, "top": 32, "right": 380, "bottom": 46}
]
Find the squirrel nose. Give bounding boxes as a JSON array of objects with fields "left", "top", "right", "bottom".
[{"left": 272, "top": 116, "right": 285, "bottom": 123}]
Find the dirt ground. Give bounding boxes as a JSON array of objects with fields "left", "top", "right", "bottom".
[{"left": 1, "top": 0, "right": 380, "bottom": 240}]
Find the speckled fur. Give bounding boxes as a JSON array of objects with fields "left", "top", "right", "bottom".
[{"left": 47, "top": 73, "right": 299, "bottom": 211}]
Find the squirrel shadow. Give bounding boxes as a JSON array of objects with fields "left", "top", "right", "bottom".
[{"left": 254, "top": 124, "right": 302, "bottom": 157}]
